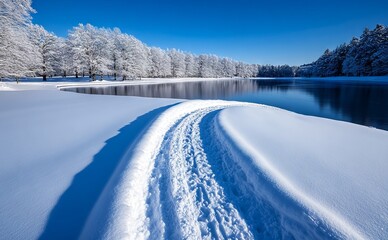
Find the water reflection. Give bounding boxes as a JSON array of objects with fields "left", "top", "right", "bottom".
[
  {"left": 63, "top": 79, "right": 388, "bottom": 131},
  {"left": 302, "top": 82, "right": 388, "bottom": 130}
]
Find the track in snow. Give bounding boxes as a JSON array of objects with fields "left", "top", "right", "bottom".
[
  {"left": 143, "top": 103, "right": 338, "bottom": 239},
  {"left": 147, "top": 106, "right": 253, "bottom": 239},
  {"left": 94, "top": 101, "right": 341, "bottom": 240}
]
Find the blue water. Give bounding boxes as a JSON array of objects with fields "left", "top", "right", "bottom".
[{"left": 62, "top": 78, "right": 388, "bottom": 131}]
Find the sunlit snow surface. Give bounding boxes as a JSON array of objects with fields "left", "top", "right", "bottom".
[{"left": 1, "top": 79, "right": 387, "bottom": 239}]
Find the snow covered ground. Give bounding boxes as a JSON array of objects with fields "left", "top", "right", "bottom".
[
  {"left": 1, "top": 79, "right": 387, "bottom": 239},
  {"left": 0, "top": 85, "right": 180, "bottom": 239}
]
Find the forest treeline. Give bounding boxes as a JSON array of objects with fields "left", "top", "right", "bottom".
[
  {"left": 297, "top": 24, "right": 388, "bottom": 77},
  {"left": 0, "top": 0, "right": 260, "bottom": 80},
  {"left": 1, "top": 0, "right": 387, "bottom": 81}
]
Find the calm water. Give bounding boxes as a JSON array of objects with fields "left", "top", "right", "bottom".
[{"left": 63, "top": 78, "right": 388, "bottom": 131}]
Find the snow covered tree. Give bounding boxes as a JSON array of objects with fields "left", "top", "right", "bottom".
[
  {"left": 0, "top": 0, "right": 33, "bottom": 26},
  {"left": 324, "top": 44, "right": 349, "bottom": 76},
  {"left": 209, "top": 55, "right": 222, "bottom": 77},
  {"left": 68, "top": 24, "right": 111, "bottom": 80},
  {"left": 312, "top": 49, "right": 333, "bottom": 77},
  {"left": 258, "top": 64, "right": 294, "bottom": 77},
  {"left": 184, "top": 53, "right": 198, "bottom": 77},
  {"left": 150, "top": 47, "right": 171, "bottom": 77},
  {"left": 370, "top": 24, "right": 388, "bottom": 76},
  {"left": 341, "top": 24, "right": 387, "bottom": 76},
  {"left": 298, "top": 24, "right": 387, "bottom": 77},
  {"left": 296, "top": 64, "right": 313, "bottom": 77},
  {"left": 236, "top": 62, "right": 251, "bottom": 78},
  {"left": 198, "top": 54, "right": 233, "bottom": 78},
  {"left": 342, "top": 37, "right": 362, "bottom": 76},
  {"left": 160, "top": 51, "right": 172, "bottom": 77},
  {"left": 114, "top": 33, "right": 132, "bottom": 80},
  {"left": 245, "top": 64, "right": 257, "bottom": 77},
  {"left": 109, "top": 28, "right": 122, "bottom": 80},
  {"left": 221, "top": 58, "right": 236, "bottom": 77},
  {"left": 355, "top": 28, "right": 374, "bottom": 75},
  {"left": 278, "top": 65, "right": 294, "bottom": 77},
  {"left": 371, "top": 45, "right": 388, "bottom": 76},
  {"left": 168, "top": 49, "right": 186, "bottom": 77},
  {"left": 56, "top": 38, "right": 73, "bottom": 77},
  {"left": 0, "top": 0, "right": 36, "bottom": 79},
  {"left": 198, "top": 54, "right": 213, "bottom": 78},
  {"left": 149, "top": 47, "right": 162, "bottom": 77},
  {"left": 109, "top": 32, "right": 149, "bottom": 80},
  {"left": 126, "top": 35, "right": 150, "bottom": 79},
  {"left": 30, "top": 24, "right": 61, "bottom": 80}
]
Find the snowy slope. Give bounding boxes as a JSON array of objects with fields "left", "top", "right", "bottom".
[
  {"left": 81, "top": 101, "right": 388, "bottom": 240},
  {"left": 81, "top": 101, "right": 255, "bottom": 240},
  {"left": 0, "top": 90, "right": 179, "bottom": 239},
  {"left": 1, "top": 80, "right": 388, "bottom": 240},
  {"left": 218, "top": 106, "right": 388, "bottom": 239}
]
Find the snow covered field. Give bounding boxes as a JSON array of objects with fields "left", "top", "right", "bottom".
[{"left": 1, "top": 79, "right": 388, "bottom": 239}]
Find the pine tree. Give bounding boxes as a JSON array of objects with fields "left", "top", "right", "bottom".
[
  {"left": 342, "top": 37, "right": 360, "bottom": 76},
  {"left": 370, "top": 24, "right": 388, "bottom": 75}
]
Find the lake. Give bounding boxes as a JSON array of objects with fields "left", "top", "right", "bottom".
[{"left": 62, "top": 78, "right": 388, "bottom": 131}]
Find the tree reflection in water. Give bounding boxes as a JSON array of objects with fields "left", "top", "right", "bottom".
[{"left": 63, "top": 79, "right": 388, "bottom": 131}]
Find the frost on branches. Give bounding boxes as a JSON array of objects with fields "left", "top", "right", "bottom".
[
  {"left": 1, "top": 0, "right": 385, "bottom": 80},
  {"left": 0, "top": 0, "right": 263, "bottom": 81},
  {"left": 0, "top": 0, "right": 35, "bottom": 80}
]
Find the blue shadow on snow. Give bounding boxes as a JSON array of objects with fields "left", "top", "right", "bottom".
[{"left": 39, "top": 104, "right": 175, "bottom": 240}]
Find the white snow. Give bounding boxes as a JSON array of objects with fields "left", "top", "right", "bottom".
[
  {"left": 0, "top": 87, "right": 179, "bottom": 239},
  {"left": 81, "top": 101, "right": 252, "bottom": 240},
  {"left": 218, "top": 106, "right": 388, "bottom": 239},
  {"left": 0, "top": 77, "right": 239, "bottom": 91},
  {"left": 81, "top": 100, "right": 388, "bottom": 239},
  {"left": 1, "top": 78, "right": 388, "bottom": 239}
]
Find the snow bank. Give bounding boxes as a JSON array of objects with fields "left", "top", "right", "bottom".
[
  {"left": 81, "top": 101, "right": 241, "bottom": 240},
  {"left": 250, "top": 76, "right": 388, "bottom": 84},
  {"left": 0, "top": 90, "right": 179, "bottom": 240},
  {"left": 218, "top": 106, "right": 388, "bottom": 239},
  {"left": 1, "top": 77, "right": 239, "bottom": 92},
  {"left": 0, "top": 83, "right": 14, "bottom": 91},
  {"left": 2, "top": 78, "right": 388, "bottom": 239}
]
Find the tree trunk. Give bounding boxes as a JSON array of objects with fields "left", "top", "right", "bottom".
[{"left": 42, "top": 65, "right": 47, "bottom": 81}]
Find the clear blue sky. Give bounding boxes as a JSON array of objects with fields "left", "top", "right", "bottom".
[{"left": 31, "top": 0, "right": 388, "bottom": 66}]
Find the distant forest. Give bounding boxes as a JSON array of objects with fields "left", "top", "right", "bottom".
[
  {"left": 1, "top": 0, "right": 387, "bottom": 80},
  {"left": 297, "top": 24, "right": 388, "bottom": 77}
]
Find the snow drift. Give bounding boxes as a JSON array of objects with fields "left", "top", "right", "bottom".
[{"left": 1, "top": 84, "right": 387, "bottom": 240}]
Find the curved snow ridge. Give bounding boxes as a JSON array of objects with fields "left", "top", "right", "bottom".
[
  {"left": 146, "top": 104, "right": 255, "bottom": 239},
  {"left": 216, "top": 106, "right": 384, "bottom": 239},
  {"left": 91, "top": 100, "right": 370, "bottom": 239},
  {"left": 96, "top": 100, "right": 248, "bottom": 240}
]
